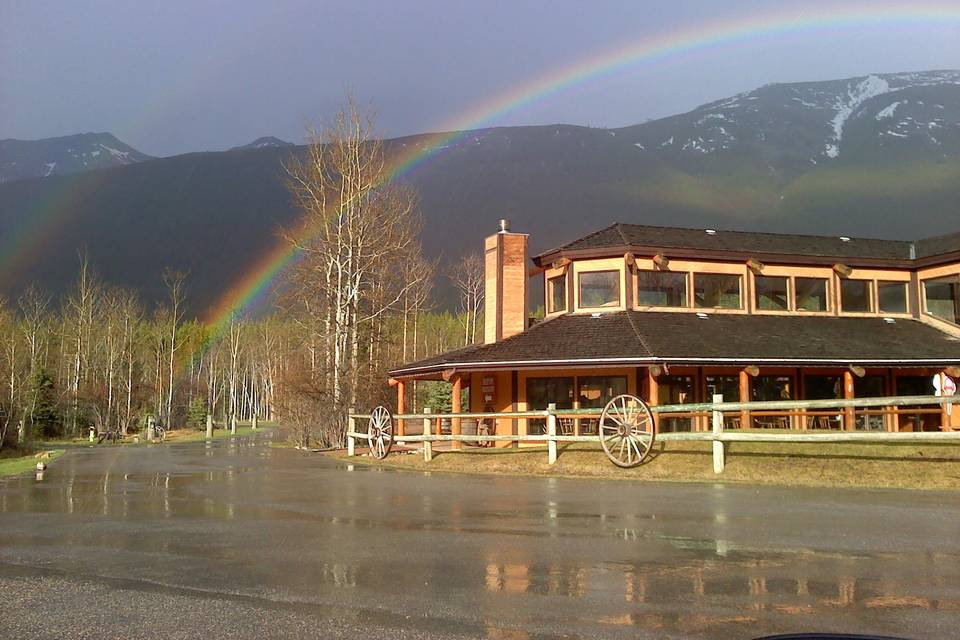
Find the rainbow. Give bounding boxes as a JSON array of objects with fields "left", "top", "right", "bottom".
[
  {"left": 200, "top": 1, "right": 960, "bottom": 335},
  {"left": 6, "top": 2, "right": 960, "bottom": 350}
]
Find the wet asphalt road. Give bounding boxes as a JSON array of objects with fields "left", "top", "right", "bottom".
[{"left": 0, "top": 435, "right": 958, "bottom": 640}]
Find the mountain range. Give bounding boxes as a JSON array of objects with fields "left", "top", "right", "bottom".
[
  {"left": 0, "top": 132, "right": 152, "bottom": 183},
  {"left": 1, "top": 69, "right": 958, "bottom": 315}
]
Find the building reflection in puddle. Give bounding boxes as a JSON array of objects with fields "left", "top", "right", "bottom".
[{"left": 480, "top": 551, "right": 957, "bottom": 633}]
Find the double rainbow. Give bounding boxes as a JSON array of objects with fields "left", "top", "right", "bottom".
[{"left": 4, "top": 2, "right": 959, "bottom": 347}]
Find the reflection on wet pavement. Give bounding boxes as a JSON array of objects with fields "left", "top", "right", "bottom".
[{"left": 0, "top": 434, "right": 958, "bottom": 639}]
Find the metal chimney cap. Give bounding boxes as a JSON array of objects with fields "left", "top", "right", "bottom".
[{"left": 498, "top": 219, "right": 510, "bottom": 233}]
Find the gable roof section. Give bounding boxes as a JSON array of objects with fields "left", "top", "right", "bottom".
[{"left": 389, "top": 311, "right": 960, "bottom": 376}]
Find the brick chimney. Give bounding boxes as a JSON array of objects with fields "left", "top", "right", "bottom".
[{"left": 484, "top": 219, "right": 529, "bottom": 344}]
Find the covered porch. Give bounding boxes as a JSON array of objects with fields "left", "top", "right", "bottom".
[{"left": 388, "top": 311, "right": 960, "bottom": 443}]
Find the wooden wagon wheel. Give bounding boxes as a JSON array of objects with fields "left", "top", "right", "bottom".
[
  {"left": 367, "top": 406, "right": 394, "bottom": 459},
  {"left": 599, "top": 394, "right": 655, "bottom": 468}
]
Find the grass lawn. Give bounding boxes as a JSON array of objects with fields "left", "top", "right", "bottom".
[
  {"left": 0, "top": 448, "right": 65, "bottom": 478},
  {"left": 329, "top": 440, "right": 960, "bottom": 490}
]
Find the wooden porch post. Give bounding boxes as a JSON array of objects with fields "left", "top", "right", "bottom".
[
  {"left": 940, "top": 371, "right": 951, "bottom": 431},
  {"left": 647, "top": 367, "right": 659, "bottom": 434},
  {"left": 843, "top": 369, "right": 855, "bottom": 431},
  {"left": 739, "top": 370, "right": 751, "bottom": 429},
  {"left": 451, "top": 375, "right": 462, "bottom": 449},
  {"left": 396, "top": 380, "right": 406, "bottom": 437}
]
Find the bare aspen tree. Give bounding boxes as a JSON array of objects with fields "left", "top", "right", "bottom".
[
  {"left": 282, "top": 98, "right": 426, "bottom": 446},
  {"left": 450, "top": 252, "right": 485, "bottom": 346},
  {"left": 162, "top": 270, "right": 186, "bottom": 424}
]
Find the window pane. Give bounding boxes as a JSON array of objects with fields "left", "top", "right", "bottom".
[
  {"left": 877, "top": 281, "right": 907, "bottom": 314},
  {"left": 795, "top": 277, "right": 828, "bottom": 312},
  {"left": 752, "top": 375, "right": 794, "bottom": 401},
  {"left": 579, "top": 271, "right": 620, "bottom": 308},
  {"left": 577, "top": 376, "right": 627, "bottom": 409},
  {"left": 637, "top": 270, "right": 687, "bottom": 307},
  {"left": 526, "top": 377, "right": 573, "bottom": 435},
  {"left": 694, "top": 273, "right": 741, "bottom": 309},
  {"left": 754, "top": 275, "right": 789, "bottom": 311},
  {"left": 923, "top": 277, "right": 960, "bottom": 325},
  {"left": 659, "top": 375, "right": 695, "bottom": 432},
  {"left": 548, "top": 275, "right": 566, "bottom": 313},
  {"left": 840, "top": 279, "right": 872, "bottom": 313}
]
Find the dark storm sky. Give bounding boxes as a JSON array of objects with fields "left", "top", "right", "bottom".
[{"left": 2, "top": 0, "right": 959, "bottom": 156}]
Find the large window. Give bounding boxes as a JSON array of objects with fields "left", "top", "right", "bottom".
[
  {"left": 694, "top": 273, "right": 742, "bottom": 309},
  {"left": 526, "top": 377, "right": 573, "bottom": 435},
  {"left": 840, "top": 279, "right": 872, "bottom": 313},
  {"left": 751, "top": 375, "right": 794, "bottom": 429},
  {"left": 795, "top": 277, "right": 828, "bottom": 312},
  {"left": 658, "top": 375, "right": 695, "bottom": 432},
  {"left": 754, "top": 275, "right": 789, "bottom": 311},
  {"left": 804, "top": 375, "right": 842, "bottom": 430},
  {"left": 577, "top": 376, "right": 627, "bottom": 409},
  {"left": 923, "top": 276, "right": 960, "bottom": 325},
  {"left": 877, "top": 281, "right": 908, "bottom": 314},
  {"left": 637, "top": 270, "right": 687, "bottom": 307},
  {"left": 548, "top": 275, "right": 566, "bottom": 313},
  {"left": 577, "top": 376, "right": 627, "bottom": 436},
  {"left": 579, "top": 271, "right": 620, "bottom": 308}
]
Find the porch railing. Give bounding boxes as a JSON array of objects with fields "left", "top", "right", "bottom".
[{"left": 346, "top": 394, "right": 959, "bottom": 473}]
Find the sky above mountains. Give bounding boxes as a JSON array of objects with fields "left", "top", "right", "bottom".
[{"left": 2, "top": 0, "right": 959, "bottom": 156}]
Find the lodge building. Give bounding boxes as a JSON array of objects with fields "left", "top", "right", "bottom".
[{"left": 388, "top": 220, "right": 960, "bottom": 439}]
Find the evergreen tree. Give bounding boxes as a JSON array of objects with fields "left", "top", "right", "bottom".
[
  {"left": 186, "top": 397, "right": 208, "bottom": 430},
  {"left": 26, "top": 368, "right": 61, "bottom": 438}
]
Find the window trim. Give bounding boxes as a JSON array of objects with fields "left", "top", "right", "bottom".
[
  {"left": 753, "top": 274, "right": 791, "bottom": 313},
  {"left": 876, "top": 280, "right": 909, "bottom": 315},
  {"left": 921, "top": 274, "right": 960, "bottom": 326},
  {"left": 693, "top": 272, "right": 744, "bottom": 310},
  {"left": 577, "top": 269, "right": 622, "bottom": 310},
  {"left": 547, "top": 274, "right": 567, "bottom": 314},
  {"left": 838, "top": 278, "right": 875, "bottom": 314},
  {"left": 635, "top": 269, "right": 689, "bottom": 309},
  {"left": 792, "top": 276, "right": 830, "bottom": 313}
]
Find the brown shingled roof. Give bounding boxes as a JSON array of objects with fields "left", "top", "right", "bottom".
[
  {"left": 389, "top": 312, "right": 960, "bottom": 377},
  {"left": 534, "top": 223, "right": 918, "bottom": 264}
]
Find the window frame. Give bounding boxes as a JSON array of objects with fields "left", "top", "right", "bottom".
[
  {"left": 693, "top": 272, "right": 743, "bottom": 310},
  {"left": 921, "top": 275, "right": 960, "bottom": 326},
  {"left": 876, "top": 280, "right": 909, "bottom": 315},
  {"left": 547, "top": 274, "right": 567, "bottom": 314},
  {"left": 577, "top": 269, "right": 622, "bottom": 310},
  {"left": 839, "top": 278, "right": 874, "bottom": 314},
  {"left": 753, "top": 274, "right": 791, "bottom": 312},
  {"left": 636, "top": 269, "right": 689, "bottom": 308},
  {"left": 793, "top": 276, "right": 830, "bottom": 313}
]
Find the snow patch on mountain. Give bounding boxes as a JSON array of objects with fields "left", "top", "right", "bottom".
[
  {"left": 876, "top": 101, "right": 902, "bottom": 120},
  {"left": 825, "top": 75, "right": 890, "bottom": 158},
  {"left": 100, "top": 144, "right": 132, "bottom": 162}
]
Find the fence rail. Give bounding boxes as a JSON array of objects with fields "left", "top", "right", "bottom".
[{"left": 346, "top": 394, "right": 959, "bottom": 473}]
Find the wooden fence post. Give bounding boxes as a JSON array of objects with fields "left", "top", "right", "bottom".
[
  {"left": 347, "top": 408, "right": 356, "bottom": 457},
  {"left": 422, "top": 408, "right": 433, "bottom": 462},
  {"left": 547, "top": 403, "right": 558, "bottom": 465},
  {"left": 712, "top": 394, "right": 725, "bottom": 474}
]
